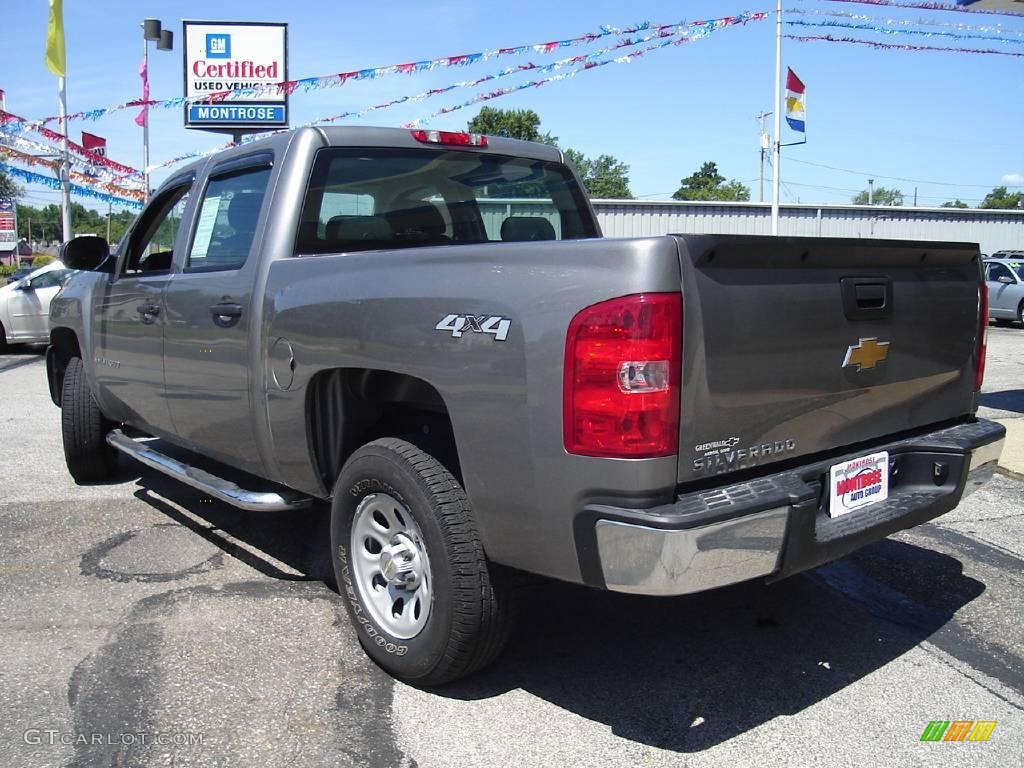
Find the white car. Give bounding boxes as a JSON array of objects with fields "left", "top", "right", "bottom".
[
  {"left": 0, "top": 261, "right": 74, "bottom": 349},
  {"left": 985, "top": 256, "right": 1024, "bottom": 327}
]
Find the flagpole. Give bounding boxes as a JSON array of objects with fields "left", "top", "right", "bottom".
[
  {"left": 771, "top": 0, "right": 783, "bottom": 236},
  {"left": 59, "top": 76, "right": 72, "bottom": 243},
  {"left": 142, "top": 29, "right": 150, "bottom": 202}
]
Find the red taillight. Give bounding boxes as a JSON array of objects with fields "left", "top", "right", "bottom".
[
  {"left": 563, "top": 293, "right": 682, "bottom": 458},
  {"left": 976, "top": 281, "right": 988, "bottom": 391},
  {"left": 410, "top": 129, "right": 488, "bottom": 147}
]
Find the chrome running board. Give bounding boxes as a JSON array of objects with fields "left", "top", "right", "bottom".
[{"left": 106, "top": 429, "right": 312, "bottom": 511}]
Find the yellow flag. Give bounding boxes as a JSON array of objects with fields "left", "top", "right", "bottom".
[{"left": 45, "top": 0, "right": 66, "bottom": 77}]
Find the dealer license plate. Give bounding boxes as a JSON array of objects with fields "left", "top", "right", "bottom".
[{"left": 828, "top": 451, "right": 889, "bottom": 518}]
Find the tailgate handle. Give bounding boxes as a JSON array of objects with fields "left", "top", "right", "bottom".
[
  {"left": 855, "top": 284, "right": 886, "bottom": 308},
  {"left": 841, "top": 277, "right": 892, "bottom": 320}
]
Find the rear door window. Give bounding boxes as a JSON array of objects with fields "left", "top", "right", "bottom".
[{"left": 296, "top": 147, "right": 597, "bottom": 254}]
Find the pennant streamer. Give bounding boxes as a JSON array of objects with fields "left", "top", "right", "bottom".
[
  {"left": 0, "top": 146, "right": 144, "bottom": 201},
  {"left": 135, "top": 13, "right": 766, "bottom": 178},
  {"left": 5, "top": 18, "right": 679, "bottom": 129},
  {"left": 816, "top": 0, "right": 1024, "bottom": 18},
  {"left": 0, "top": 108, "right": 140, "bottom": 176},
  {"left": 786, "top": 6, "right": 1024, "bottom": 35},
  {"left": 786, "top": 18, "right": 1024, "bottom": 44},
  {"left": 0, "top": 163, "right": 143, "bottom": 209},
  {"left": 786, "top": 33, "right": 1024, "bottom": 55},
  {"left": 406, "top": 15, "right": 766, "bottom": 127}
]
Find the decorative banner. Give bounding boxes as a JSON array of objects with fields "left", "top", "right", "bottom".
[
  {"left": 81, "top": 131, "right": 106, "bottom": 156},
  {"left": 785, "top": 68, "right": 806, "bottom": 133},
  {"left": 786, "top": 6, "right": 1024, "bottom": 35},
  {"left": 0, "top": 163, "right": 143, "bottom": 209},
  {"left": 786, "top": 33, "right": 1024, "bottom": 55},
  {"left": 818, "top": 0, "right": 1024, "bottom": 17},
  {"left": 3, "top": 133, "right": 140, "bottom": 188},
  {"left": 406, "top": 14, "right": 767, "bottom": 128},
  {"left": 10, "top": 18, "right": 671, "bottom": 129},
  {"left": 786, "top": 18, "right": 1024, "bottom": 44}
]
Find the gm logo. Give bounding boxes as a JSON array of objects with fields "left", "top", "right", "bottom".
[{"left": 206, "top": 33, "right": 231, "bottom": 58}]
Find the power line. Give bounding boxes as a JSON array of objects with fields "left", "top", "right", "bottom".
[{"left": 787, "top": 157, "right": 1020, "bottom": 189}]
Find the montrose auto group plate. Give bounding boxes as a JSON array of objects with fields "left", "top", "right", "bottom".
[{"left": 828, "top": 451, "right": 890, "bottom": 517}]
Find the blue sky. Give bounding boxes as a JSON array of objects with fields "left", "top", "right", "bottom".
[{"left": 3, "top": 0, "right": 1023, "bottom": 212}]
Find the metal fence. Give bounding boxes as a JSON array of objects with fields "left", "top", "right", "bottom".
[{"left": 591, "top": 200, "right": 1024, "bottom": 256}]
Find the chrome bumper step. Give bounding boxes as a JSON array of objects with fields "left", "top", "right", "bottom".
[{"left": 106, "top": 429, "right": 312, "bottom": 511}]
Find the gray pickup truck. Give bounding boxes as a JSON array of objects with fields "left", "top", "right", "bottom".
[{"left": 49, "top": 126, "right": 1004, "bottom": 685}]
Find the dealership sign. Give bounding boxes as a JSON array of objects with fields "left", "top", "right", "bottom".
[
  {"left": 0, "top": 199, "right": 17, "bottom": 253},
  {"left": 183, "top": 21, "right": 288, "bottom": 131}
]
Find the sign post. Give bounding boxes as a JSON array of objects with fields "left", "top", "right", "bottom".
[{"left": 183, "top": 21, "right": 289, "bottom": 137}]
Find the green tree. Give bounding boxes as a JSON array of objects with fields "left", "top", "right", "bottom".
[
  {"left": 853, "top": 187, "right": 903, "bottom": 206},
  {"left": 941, "top": 199, "right": 969, "bottom": 209},
  {"left": 32, "top": 254, "right": 55, "bottom": 267},
  {"left": 979, "top": 186, "right": 1024, "bottom": 210},
  {"left": 672, "top": 161, "right": 750, "bottom": 202},
  {"left": 467, "top": 107, "right": 558, "bottom": 145},
  {"left": 0, "top": 171, "right": 22, "bottom": 200},
  {"left": 564, "top": 148, "right": 632, "bottom": 199}
]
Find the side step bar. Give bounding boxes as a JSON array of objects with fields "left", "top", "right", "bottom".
[{"left": 106, "top": 429, "right": 312, "bottom": 511}]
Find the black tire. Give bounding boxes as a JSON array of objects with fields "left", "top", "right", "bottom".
[
  {"left": 1018, "top": 301, "right": 1024, "bottom": 328},
  {"left": 61, "top": 357, "right": 117, "bottom": 483},
  {"left": 331, "top": 438, "right": 514, "bottom": 686},
  {"left": 0, "top": 321, "right": 9, "bottom": 353}
]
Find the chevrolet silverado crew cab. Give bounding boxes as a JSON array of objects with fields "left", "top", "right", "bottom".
[{"left": 49, "top": 126, "right": 1004, "bottom": 685}]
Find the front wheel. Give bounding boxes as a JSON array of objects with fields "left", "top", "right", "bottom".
[
  {"left": 61, "top": 357, "right": 118, "bottom": 482},
  {"left": 331, "top": 438, "right": 514, "bottom": 686}
]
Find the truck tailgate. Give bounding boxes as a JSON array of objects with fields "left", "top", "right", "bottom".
[{"left": 675, "top": 235, "right": 982, "bottom": 485}]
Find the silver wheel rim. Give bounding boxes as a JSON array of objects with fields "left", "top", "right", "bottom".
[{"left": 350, "top": 492, "right": 432, "bottom": 640}]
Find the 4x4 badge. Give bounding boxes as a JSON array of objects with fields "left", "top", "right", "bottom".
[
  {"left": 843, "top": 338, "right": 890, "bottom": 371},
  {"left": 435, "top": 314, "right": 511, "bottom": 342}
]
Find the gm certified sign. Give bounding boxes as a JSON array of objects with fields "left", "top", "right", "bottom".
[{"left": 183, "top": 21, "right": 288, "bottom": 131}]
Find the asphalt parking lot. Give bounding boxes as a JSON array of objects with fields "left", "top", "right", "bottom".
[{"left": 1, "top": 328, "right": 1022, "bottom": 768}]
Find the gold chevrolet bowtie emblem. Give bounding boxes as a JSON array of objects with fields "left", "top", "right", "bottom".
[{"left": 843, "top": 338, "right": 890, "bottom": 371}]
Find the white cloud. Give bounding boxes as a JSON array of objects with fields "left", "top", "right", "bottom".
[{"left": 1002, "top": 173, "right": 1024, "bottom": 187}]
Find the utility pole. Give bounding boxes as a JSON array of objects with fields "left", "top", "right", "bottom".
[
  {"left": 58, "top": 77, "right": 72, "bottom": 242},
  {"left": 913, "top": 187, "right": 918, "bottom": 207},
  {"left": 757, "top": 111, "right": 772, "bottom": 204},
  {"left": 868, "top": 179, "right": 874, "bottom": 206},
  {"left": 106, "top": 202, "right": 112, "bottom": 243}
]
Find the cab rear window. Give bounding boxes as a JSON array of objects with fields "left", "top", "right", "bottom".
[{"left": 295, "top": 147, "right": 597, "bottom": 255}]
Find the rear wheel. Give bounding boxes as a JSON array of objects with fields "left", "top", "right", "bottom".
[
  {"left": 61, "top": 357, "right": 118, "bottom": 482},
  {"left": 331, "top": 438, "right": 514, "bottom": 686},
  {"left": 1018, "top": 301, "right": 1024, "bottom": 327},
  {"left": 0, "top": 321, "right": 9, "bottom": 353}
]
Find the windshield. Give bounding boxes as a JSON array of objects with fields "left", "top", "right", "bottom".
[{"left": 297, "top": 147, "right": 597, "bottom": 254}]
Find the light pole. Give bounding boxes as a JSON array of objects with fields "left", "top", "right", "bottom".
[{"left": 141, "top": 19, "right": 173, "bottom": 201}]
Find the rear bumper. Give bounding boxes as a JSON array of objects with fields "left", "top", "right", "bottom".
[{"left": 576, "top": 419, "right": 1004, "bottom": 596}]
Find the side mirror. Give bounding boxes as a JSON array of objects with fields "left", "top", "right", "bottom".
[
  {"left": 61, "top": 235, "right": 111, "bottom": 272},
  {"left": 999, "top": 275, "right": 1015, "bottom": 285},
  {"left": 17, "top": 279, "right": 33, "bottom": 291}
]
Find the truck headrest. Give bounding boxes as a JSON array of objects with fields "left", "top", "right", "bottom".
[
  {"left": 501, "top": 216, "right": 556, "bottom": 242},
  {"left": 326, "top": 215, "right": 393, "bottom": 243}
]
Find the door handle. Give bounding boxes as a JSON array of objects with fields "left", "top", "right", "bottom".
[
  {"left": 211, "top": 302, "right": 242, "bottom": 328},
  {"left": 136, "top": 303, "right": 160, "bottom": 324},
  {"left": 840, "top": 277, "right": 892, "bottom": 320}
]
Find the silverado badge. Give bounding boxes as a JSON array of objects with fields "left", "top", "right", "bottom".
[{"left": 843, "top": 338, "right": 890, "bottom": 371}]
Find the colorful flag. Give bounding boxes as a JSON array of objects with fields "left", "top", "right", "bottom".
[
  {"left": 81, "top": 132, "right": 107, "bottom": 156},
  {"left": 785, "top": 68, "right": 806, "bottom": 134},
  {"left": 45, "top": 0, "right": 66, "bottom": 77},
  {"left": 134, "top": 58, "right": 148, "bottom": 127}
]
